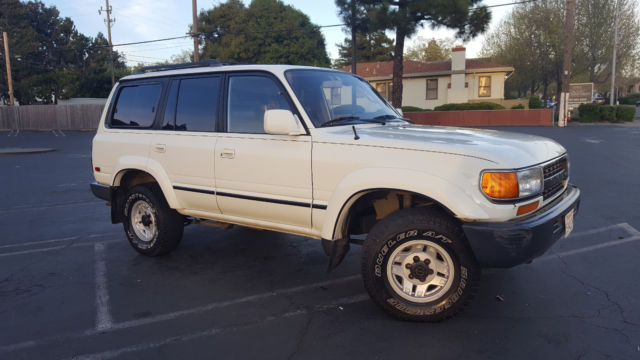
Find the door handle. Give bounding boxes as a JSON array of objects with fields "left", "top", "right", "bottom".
[
  {"left": 153, "top": 143, "right": 166, "bottom": 153},
  {"left": 220, "top": 148, "right": 235, "bottom": 159}
]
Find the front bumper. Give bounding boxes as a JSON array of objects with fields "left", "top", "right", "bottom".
[{"left": 462, "top": 185, "right": 580, "bottom": 268}]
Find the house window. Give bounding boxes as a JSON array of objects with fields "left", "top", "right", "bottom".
[
  {"left": 374, "top": 81, "right": 393, "bottom": 100},
  {"left": 426, "top": 79, "right": 438, "bottom": 100},
  {"left": 478, "top": 76, "right": 491, "bottom": 97}
]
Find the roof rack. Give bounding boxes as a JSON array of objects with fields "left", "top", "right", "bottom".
[{"left": 134, "top": 59, "right": 235, "bottom": 75}]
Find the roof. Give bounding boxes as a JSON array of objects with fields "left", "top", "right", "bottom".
[
  {"left": 338, "top": 59, "right": 514, "bottom": 80},
  {"left": 120, "top": 64, "right": 340, "bottom": 81}
]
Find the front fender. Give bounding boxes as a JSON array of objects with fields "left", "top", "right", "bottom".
[{"left": 320, "top": 167, "right": 490, "bottom": 240}]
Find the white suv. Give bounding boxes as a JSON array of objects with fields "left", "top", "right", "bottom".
[{"left": 91, "top": 61, "right": 580, "bottom": 321}]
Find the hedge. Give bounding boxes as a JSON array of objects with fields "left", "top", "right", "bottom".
[
  {"left": 401, "top": 106, "right": 428, "bottom": 112},
  {"left": 600, "top": 105, "right": 617, "bottom": 121},
  {"left": 511, "top": 104, "right": 525, "bottom": 109},
  {"left": 528, "top": 96, "right": 543, "bottom": 109},
  {"left": 620, "top": 93, "right": 640, "bottom": 105},
  {"left": 433, "top": 102, "right": 505, "bottom": 111},
  {"left": 577, "top": 103, "right": 636, "bottom": 122},
  {"left": 616, "top": 105, "right": 636, "bottom": 122}
]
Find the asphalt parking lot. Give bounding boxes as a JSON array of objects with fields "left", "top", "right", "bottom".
[{"left": 1, "top": 125, "right": 639, "bottom": 360}]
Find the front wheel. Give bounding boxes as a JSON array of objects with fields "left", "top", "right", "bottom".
[
  {"left": 122, "top": 184, "right": 184, "bottom": 256},
  {"left": 361, "top": 208, "right": 480, "bottom": 321}
]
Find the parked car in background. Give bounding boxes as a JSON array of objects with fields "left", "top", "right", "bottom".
[{"left": 592, "top": 96, "right": 606, "bottom": 104}]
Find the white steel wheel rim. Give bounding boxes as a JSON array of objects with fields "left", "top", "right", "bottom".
[
  {"left": 386, "top": 239, "right": 455, "bottom": 303},
  {"left": 131, "top": 200, "right": 157, "bottom": 243}
]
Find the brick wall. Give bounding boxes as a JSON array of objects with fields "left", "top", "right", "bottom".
[{"left": 404, "top": 109, "right": 552, "bottom": 127}]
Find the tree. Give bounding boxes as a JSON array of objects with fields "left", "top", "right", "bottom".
[
  {"left": 0, "top": 0, "right": 127, "bottom": 104},
  {"left": 334, "top": 31, "right": 394, "bottom": 68},
  {"left": 405, "top": 37, "right": 453, "bottom": 62},
  {"left": 339, "top": 0, "right": 491, "bottom": 107},
  {"left": 198, "top": 0, "right": 330, "bottom": 67},
  {"left": 481, "top": 0, "right": 640, "bottom": 99}
]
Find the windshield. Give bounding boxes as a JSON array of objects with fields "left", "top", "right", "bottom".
[{"left": 285, "top": 69, "right": 401, "bottom": 127}]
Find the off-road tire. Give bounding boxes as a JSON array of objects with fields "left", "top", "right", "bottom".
[
  {"left": 123, "top": 184, "right": 183, "bottom": 256},
  {"left": 361, "top": 207, "right": 480, "bottom": 321}
]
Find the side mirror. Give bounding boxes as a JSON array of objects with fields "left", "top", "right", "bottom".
[{"left": 264, "top": 109, "right": 304, "bottom": 135}]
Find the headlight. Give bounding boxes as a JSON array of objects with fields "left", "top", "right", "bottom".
[{"left": 481, "top": 167, "right": 543, "bottom": 200}]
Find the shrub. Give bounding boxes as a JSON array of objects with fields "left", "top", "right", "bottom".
[
  {"left": 401, "top": 106, "right": 428, "bottom": 112},
  {"left": 616, "top": 105, "right": 636, "bottom": 122},
  {"left": 578, "top": 103, "right": 601, "bottom": 122},
  {"left": 528, "top": 96, "right": 543, "bottom": 109},
  {"left": 600, "top": 105, "right": 617, "bottom": 121},
  {"left": 434, "top": 102, "right": 505, "bottom": 111},
  {"left": 619, "top": 93, "right": 640, "bottom": 105},
  {"left": 511, "top": 104, "right": 525, "bottom": 109}
]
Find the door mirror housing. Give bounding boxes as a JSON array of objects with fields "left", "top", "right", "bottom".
[{"left": 264, "top": 109, "right": 304, "bottom": 135}]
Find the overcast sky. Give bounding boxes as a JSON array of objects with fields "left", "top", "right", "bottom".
[{"left": 41, "top": 0, "right": 514, "bottom": 66}]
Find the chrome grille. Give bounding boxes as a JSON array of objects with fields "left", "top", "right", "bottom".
[{"left": 542, "top": 156, "right": 568, "bottom": 200}]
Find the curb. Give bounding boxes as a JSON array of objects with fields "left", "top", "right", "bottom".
[{"left": 0, "top": 148, "right": 55, "bottom": 155}]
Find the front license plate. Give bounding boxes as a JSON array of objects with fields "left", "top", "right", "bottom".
[{"left": 564, "top": 209, "right": 575, "bottom": 238}]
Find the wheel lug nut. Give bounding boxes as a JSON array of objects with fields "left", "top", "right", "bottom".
[
  {"left": 413, "top": 256, "right": 420, "bottom": 262},
  {"left": 405, "top": 263, "right": 412, "bottom": 269},
  {"left": 425, "top": 259, "right": 431, "bottom": 264},
  {"left": 408, "top": 274, "right": 414, "bottom": 279}
]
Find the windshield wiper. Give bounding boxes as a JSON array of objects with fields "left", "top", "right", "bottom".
[
  {"left": 320, "top": 116, "right": 361, "bottom": 127},
  {"left": 369, "top": 114, "right": 414, "bottom": 124}
]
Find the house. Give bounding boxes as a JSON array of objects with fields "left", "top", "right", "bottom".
[{"left": 339, "top": 46, "right": 514, "bottom": 109}]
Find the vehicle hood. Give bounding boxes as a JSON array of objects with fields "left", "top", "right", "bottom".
[{"left": 315, "top": 124, "right": 566, "bottom": 168}]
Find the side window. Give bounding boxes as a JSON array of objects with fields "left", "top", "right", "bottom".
[
  {"left": 161, "top": 80, "right": 179, "bottom": 130},
  {"left": 227, "top": 76, "right": 292, "bottom": 134},
  {"left": 175, "top": 77, "right": 220, "bottom": 132},
  {"left": 111, "top": 84, "right": 162, "bottom": 128}
]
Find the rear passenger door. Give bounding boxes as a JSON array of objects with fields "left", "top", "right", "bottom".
[
  {"left": 150, "top": 75, "right": 221, "bottom": 214},
  {"left": 214, "top": 72, "right": 312, "bottom": 229}
]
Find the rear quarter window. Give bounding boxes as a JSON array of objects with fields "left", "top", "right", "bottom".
[{"left": 110, "top": 83, "right": 162, "bottom": 128}]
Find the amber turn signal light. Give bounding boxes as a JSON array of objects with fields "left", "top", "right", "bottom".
[
  {"left": 516, "top": 200, "right": 540, "bottom": 216},
  {"left": 481, "top": 172, "right": 519, "bottom": 199}
]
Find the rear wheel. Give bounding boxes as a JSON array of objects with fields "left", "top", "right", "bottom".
[
  {"left": 123, "top": 184, "right": 183, "bottom": 256},
  {"left": 361, "top": 208, "right": 480, "bottom": 321}
]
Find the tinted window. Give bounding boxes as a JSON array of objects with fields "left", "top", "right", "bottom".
[
  {"left": 111, "top": 84, "right": 162, "bottom": 128},
  {"left": 175, "top": 77, "right": 220, "bottom": 132},
  {"left": 227, "top": 76, "right": 292, "bottom": 134},
  {"left": 161, "top": 80, "right": 179, "bottom": 130}
]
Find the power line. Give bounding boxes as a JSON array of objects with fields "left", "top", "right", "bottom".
[{"left": 483, "top": 0, "right": 539, "bottom": 8}]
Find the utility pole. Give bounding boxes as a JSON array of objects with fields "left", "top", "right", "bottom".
[
  {"left": 2, "top": 32, "right": 14, "bottom": 106},
  {"left": 99, "top": 0, "right": 116, "bottom": 86},
  {"left": 558, "top": 0, "right": 576, "bottom": 127},
  {"left": 350, "top": 0, "right": 356, "bottom": 75},
  {"left": 192, "top": 0, "right": 199, "bottom": 62},
  {"left": 610, "top": 0, "right": 619, "bottom": 105}
]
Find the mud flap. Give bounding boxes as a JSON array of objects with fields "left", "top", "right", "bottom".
[{"left": 322, "top": 237, "right": 350, "bottom": 272}]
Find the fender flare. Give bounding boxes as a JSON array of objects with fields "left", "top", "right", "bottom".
[
  {"left": 112, "top": 157, "right": 180, "bottom": 209},
  {"left": 320, "top": 167, "right": 489, "bottom": 240}
]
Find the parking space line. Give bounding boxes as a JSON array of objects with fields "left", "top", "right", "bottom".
[
  {"left": 566, "top": 223, "right": 631, "bottom": 239},
  {"left": 111, "top": 274, "right": 361, "bottom": 330},
  {"left": 0, "top": 236, "right": 80, "bottom": 250},
  {"left": 618, "top": 223, "right": 640, "bottom": 236},
  {"left": 95, "top": 243, "right": 113, "bottom": 331},
  {"left": 540, "top": 235, "right": 640, "bottom": 261},
  {"left": 3, "top": 230, "right": 640, "bottom": 355},
  {"left": 0, "top": 245, "right": 70, "bottom": 258},
  {"left": 0, "top": 233, "right": 120, "bottom": 251},
  {"left": 67, "top": 294, "right": 370, "bottom": 360}
]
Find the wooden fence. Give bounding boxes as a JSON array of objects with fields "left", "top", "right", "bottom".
[{"left": 0, "top": 104, "right": 104, "bottom": 130}]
